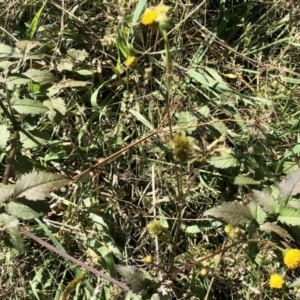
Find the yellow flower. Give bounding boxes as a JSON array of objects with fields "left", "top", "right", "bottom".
[
  {"left": 141, "top": 8, "right": 157, "bottom": 25},
  {"left": 154, "top": 4, "right": 169, "bottom": 14},
  {"left": 269, "top": 273, "right": 285, "bottom": 289},
  {"left": 125, "top": 56, "right": 137, "bottom": 68},
  {"left": 144, "top": 255, "right": 153, "bottom": 264},
  {"left": 141, "top": 4, "right": 170, "bottom": 25},
  {"left": 153, "top": 4, "right": 170, "bottom": 23},
  {"left": 284, "top": 248, "right": 300, "bottom": 269}
]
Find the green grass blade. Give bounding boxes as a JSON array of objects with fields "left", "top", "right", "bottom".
[{"left": 27, "top": 2, "right": 47, "bottom": 39}]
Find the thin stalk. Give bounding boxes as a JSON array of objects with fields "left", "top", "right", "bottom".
[
  {"left": 160, "top": 27, "right": 185, "bottom": 272},
  {"left": 20, "top": 227, "right": 130, "bottom": 291}
]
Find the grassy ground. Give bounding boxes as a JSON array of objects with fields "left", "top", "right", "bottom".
[{"left": 1, "top": 0, "right": 300, "bottom": 299}]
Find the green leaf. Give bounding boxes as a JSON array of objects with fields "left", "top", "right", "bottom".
[
  {"left": 15, "top": 40, "right": 40, "bottom": 53},
  {"left": 0, "top": 184, "right": 14, "bottom": 205},
  {"left": 276, "top": 146, "right": 300, "bottom": 174},
  {"left": 176, "top": 111, "right": 197, "bottom": 133},
  {"left": 287, "top": 199, "right": 300, "bottom": 210},
  {"left": 98, "top": 246, "right": 117, "bottom": 277},
  {"left": 27, "top": 3, "right": 46, "bottom": 39},
  {"left": 7, "top": 75, "right": 31, "bottom": 86},
  {"left": 20, "top": 130, "right": 50, "bottom": 149},
  {"left": 210, "top": 119, "right": 228, "bottom": 135},
  {"left": 13, "top": 171, "right": 70, "bottom": 201},
  {"left": 234, "top": 175, "right": 260, "bottom": 185},
  {"left": 76, "top": 69, "right": 95, "bottom": 76},
  {"left": 252, "top": 190, "right": 275, "bottom": 213},
  {"left": 12, "top": 98, "right": 49, "bottom": 115},
  {"left": 0, "top": 43, "right": 13, "bottom": 58},
  {"left": 116, "top": 265, "right": 155, "bottom": 295},
  {"left": 185, "top": 225, "right": 201, "bottom": 234},
  {"left": 0, "top": 60, "right": 18, "bottom": 71},
  {"left": 48, "top": 79, "right": 92, "bottom": 96},
  {"left": 43, "top": 97, "right": 66, "bottom": 120},
  {"left": 259, "top": 222, "right": 293, "bottom": 240},
  {"left": 283, "top": 161, "right": 299, "bottom": 175},
  {"left": 6, "top": 198, "right": 51, "bottom": 220},
  {"left": 208, "top": 152, "right": 239, "bottom": 169},
  {"left": 289, "top": 278, "right": 300, "bottom": 288},
  {"left": 131, "top": 0, "right": 146, "bottom": 23},
  {"left": 278, "top": 207, "right": 300, "bottom": 226},
  {"left": 56, "top": 60, "right": 74, "bottom": 72},
  {"left": 197, "top": 105, "right": 210, "bottom": 117},
  {"left": 0, "top": 124, "right": 10, "bottom": 149},
  {"left": 0, "top": 213, "right": 19, "bottom": 228},
  {"left": 67, "top": 48, "right": 88, "bottom": 62},
  {"left": 248, "top": 201, "right": 267, "bottom": 225},
  {"left": 0, "top": 213, "right": 24, "bottom": 251},
  {"left": 187, "top": 68, "right": 231, "bottom": 92},
  {"left": 203, "top": 202, "right": 252, "bottom": 224},
  {"left": 6, "top": 224, "right": 24, "bottom": 251},
  {"left": 129, "top": 109, "right": 153, "bottom": 130},
  {"left": 279, "top": 168, "right": 300, "bottom": 198},
  {"left": 23, "top": 68, "right": 55, "bottom": 85}
]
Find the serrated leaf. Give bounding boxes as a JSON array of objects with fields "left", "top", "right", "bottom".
[
  {"left": 0, "top": 43, "right": 13, "bottom": 57},
  {"left": 56, "top": 60, "right": 74, "bottom": 72},
  {"left": 12, "top": 98, "right": 49, "bottom": 115},
  {"left": 13, "top": 171, "right": 70, "bottom": 201},
  {"left": 234, "top": 175, "right": 260, "bottom": 185},
  {"left": 6, "top": 225, "right": 24, "bottom": 251},
  {"left": 0, "top": 213, "right": 19, "bottom": 227},
  {"left": 283, "top": 161, "right": 299, "bottom": 175},
  {"left": 176, "top": 111, "right": 197, "bottom": 133},
  {"left": 7, "top": 75, "right": 31, "bottom": 85},
  {"left": 0, "top": 124, "right": 10, "bottom": 149},
  {"left": 0, "top": 60, "right": 18, "bottom": 71},
  {"left": 260, "top": 222, "right": 293, "bottom": 240},
  {"left": 211, "top": 119, "right": 228, "bottom": 135},
  {"left": 0, "top": 214, "right": 24, "bottom": 250},
  {"left": 209, "top": 152, "right": 239, "bottom": 169},
  {"left": 197, "top": 105, "right": 210, "bottom": 117},
  {"left": 20, "top": 130, "right": 50, "bottom": 149},
  {"left": 248, "top": 201, "right": 267, "bottom": 225},
  {"left": 278, "top": 207, "right": 300, "bottom": 226},
  {"left": 43, "top": 98, "right": 66, "bottom": 120},
  {"left": 67, "top": 48, "right": 88, "bottom": 62},
  {"left": 287, "top": 199, "right": 300, "bottom": 210},
  {"left": 23, "top": 68, "right": 55, "bottom": 85},
  {"left": 116, "top": 265, "right": 154, "bottom": 295},
  {"left": 252, "top": 190, "right": 275, "bottom": 213},
  {"left": 279, "top": 168, "right": 300, "bottom": 198},
  {"left": 15, "top": 40, "right": 40, "bottom": 53},
  {"left": 0, "top": 184, "right": 14, "bottom": 205},
  {"left": 203, "top": 202, "right": 252, "bottom": 224},
  {"left": 6, "top": 198, "right": 51, "bottom": 220}
]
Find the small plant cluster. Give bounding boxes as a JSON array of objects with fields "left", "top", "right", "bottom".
[{"left": 205, "top": 168, "right": 300, "bottom": 296}]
